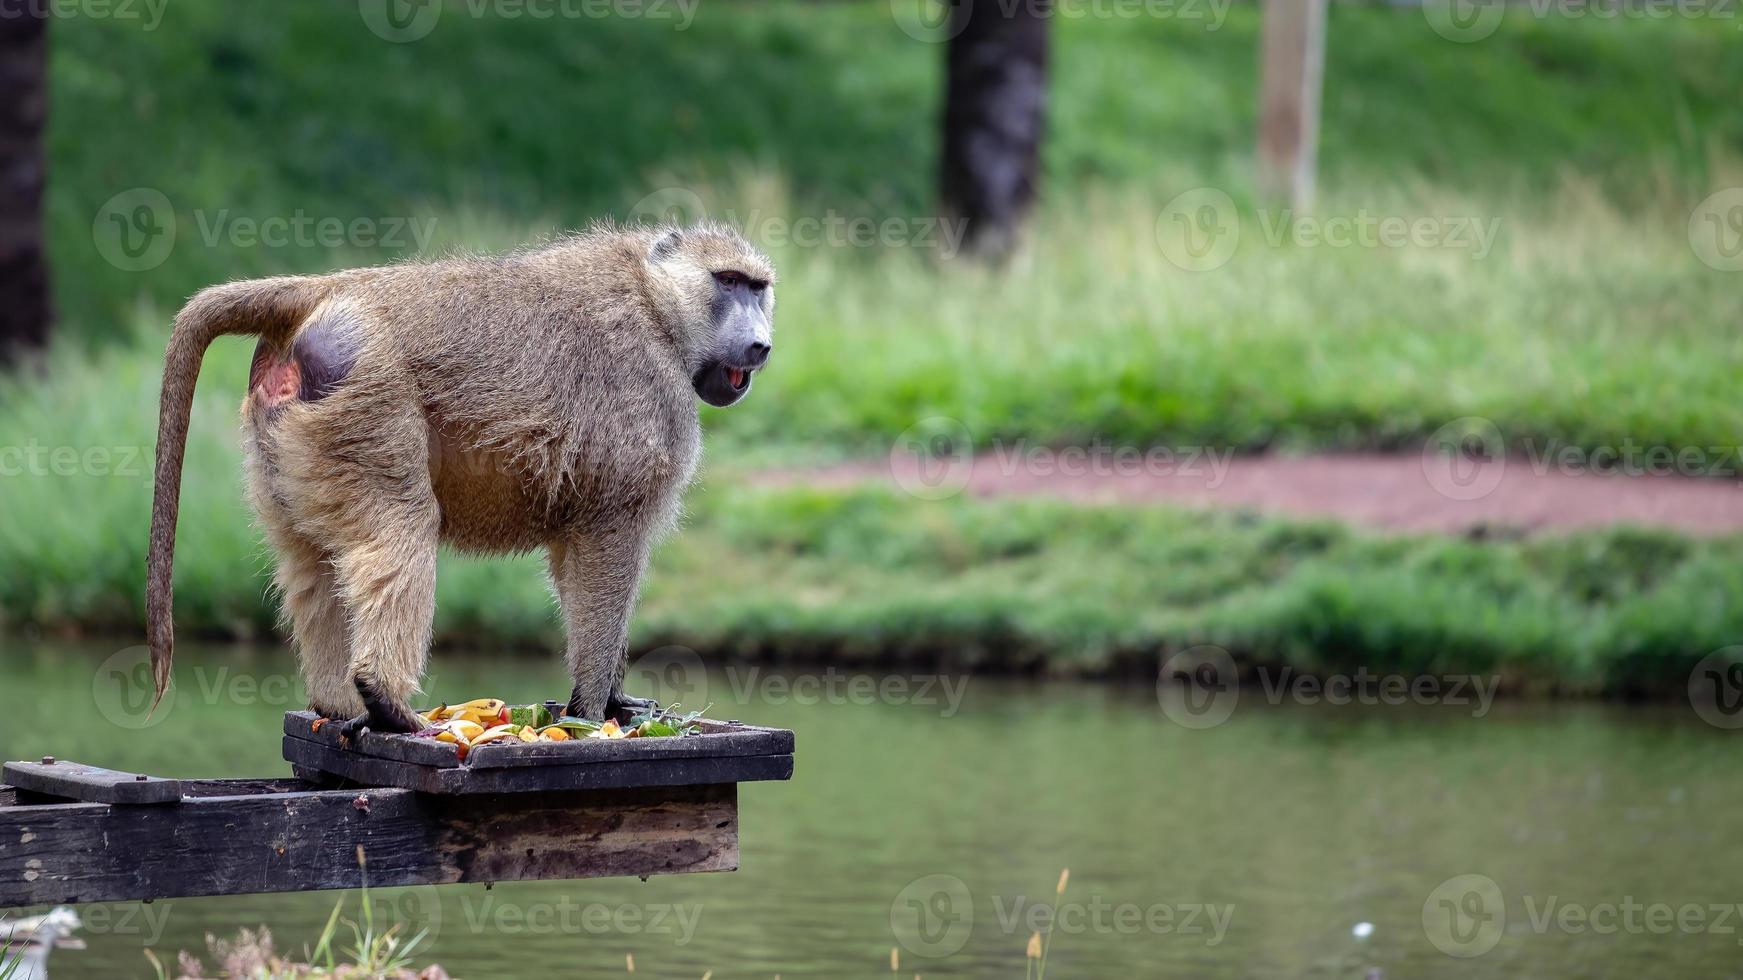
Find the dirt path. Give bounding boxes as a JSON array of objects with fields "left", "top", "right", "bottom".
[{"left": 752, "top": 452, "right": 1743, "bottom": 536}]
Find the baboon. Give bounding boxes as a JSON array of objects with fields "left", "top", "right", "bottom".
[{"left": 146, "top": 224, "right": 776, "bottom": 733}]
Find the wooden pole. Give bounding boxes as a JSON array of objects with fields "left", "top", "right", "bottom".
[
  {"left": 0, "top": 6, "right": 52, "bottom": 362},
  {"left": 1256, "top": 0, "right": 1329, "bottom": 209}
]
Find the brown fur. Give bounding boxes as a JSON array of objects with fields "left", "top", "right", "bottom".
[{"left": 146, "top": 223, "right": 777, "bottom": 726}]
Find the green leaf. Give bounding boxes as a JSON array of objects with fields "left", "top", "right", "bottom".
[{"left": 551, "top": 716, "right": 602, "bottom": 735}]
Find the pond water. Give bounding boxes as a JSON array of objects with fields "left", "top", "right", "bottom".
[{"left": 3, "top": 641, "right": 1740, "bottom": 979}]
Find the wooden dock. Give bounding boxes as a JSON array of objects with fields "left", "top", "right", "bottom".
[{"left": 0, "top": 713, "right": 794, "bottom": 907}]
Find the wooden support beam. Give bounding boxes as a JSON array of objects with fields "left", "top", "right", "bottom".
[
  {"left": 1256, "top": 0, "right": 1329, "bottom": 208},
  {"left": 0, "top": 780, "right": 738, "bottom": 906}
]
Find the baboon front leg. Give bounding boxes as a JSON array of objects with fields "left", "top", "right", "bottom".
[
  {"left": 551, "top": 530, "right": 654, "bottom": 721},
  {"left": 332, "top": 497, "right": 440, "bottom": 735}
]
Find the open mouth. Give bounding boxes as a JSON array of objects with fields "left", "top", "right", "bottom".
[{"left": 693, "top": 361, "right": 756, "bottom": 407}]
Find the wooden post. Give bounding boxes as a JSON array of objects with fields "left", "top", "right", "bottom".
[
  {"left": 0, "top": 6, "right": 52, "bottom": 362},
  {"left": 1256, "top": 0, "right": 1329, "bottom": 208}
]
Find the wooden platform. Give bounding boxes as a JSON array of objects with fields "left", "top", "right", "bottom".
[
  {"left": 282, "top": 711, "right": 796, "bottom": 794},
  {"left": 0, "top": 713, "right": 796, "bottom": 906},
  {"left": 0, "top": 776, "right": 737, "bottom": 906}
]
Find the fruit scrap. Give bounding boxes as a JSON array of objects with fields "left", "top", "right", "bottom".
[
  {"left": 418, "top": 698, "right": 509, "bottom": 728},
  {"left": 587, "top": 719, "right": 633, "bottom": 740},
  {"left": 406, "top": 698, "right": 707, "bottom": 755}
]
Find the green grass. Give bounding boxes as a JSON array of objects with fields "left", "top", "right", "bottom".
[{"left": 2, "top": 338, "right": 1739, "bottom": 692}]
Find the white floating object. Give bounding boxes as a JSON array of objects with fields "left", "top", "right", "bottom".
[{"left": 1352, "top": 921, "right": 1375, "bottom": 940}]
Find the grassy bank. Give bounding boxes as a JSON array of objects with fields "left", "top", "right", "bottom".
[
  {"left": 3, "top": 340, "right": 1740, "bottom": 693},
  {"left": 44, "top": 0, "right": 1743, "bottom": 460}
]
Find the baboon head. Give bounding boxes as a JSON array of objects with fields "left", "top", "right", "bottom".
[{"left": 646, "top": 225, "right": 777, "bottom": 408}]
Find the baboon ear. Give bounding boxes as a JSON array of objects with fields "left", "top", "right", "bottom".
[{"left": 648, "top": 229, "right": 683, "bottom": 262}]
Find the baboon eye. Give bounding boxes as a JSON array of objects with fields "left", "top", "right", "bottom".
[{"left": 714, "top": 271, "right": 747, "bottom": 288}]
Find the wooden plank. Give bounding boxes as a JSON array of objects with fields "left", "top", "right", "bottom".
[
  {"left": 0, "top": 781, "right": 738, "bottom": 906},
  {"left": 283, "top": 736, "right": 793, "bottom": 794},
  {"left": 284, "top": 711, "right": 462, "bottom": 768},
  {"left": 1256, "top": 0, "right": 1329, "bottom": 207},
  {"left": 282, "top": 711, "right": 795, "bottom": 769},
  {"left": 1, "top": 761, "right": 182, "bottom": 805}
]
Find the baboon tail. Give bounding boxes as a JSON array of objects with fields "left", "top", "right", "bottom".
[{"left": 147, "top": 276, "right": 329, "bottom": 715}]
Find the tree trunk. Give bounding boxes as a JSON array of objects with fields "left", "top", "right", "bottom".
[
  {"left": 939, "top": 0, "right": 1050, "bottom": 261},
  {"left": 1256, "top": 0, "right": 1328, "bottom": 208},
  {"left": 0, "top": 8, "right": 51, "bottom": 363}
]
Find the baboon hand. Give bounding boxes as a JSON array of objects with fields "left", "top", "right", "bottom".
[
  {"left": 566, "top": 686, "right": 660, "bottom": 724},
  {"left": 608, "top": 690, "right": 661, "bottom": 721}
]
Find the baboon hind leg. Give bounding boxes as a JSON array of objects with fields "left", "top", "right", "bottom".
[
  {"left": 278, "top": 392, "right": 441, "bottom": 735},
  {"left": 551, "top": 530, "right": 658, "bottom": 722},
  {"left": 330, "top": 491, "right": 441, "bottom": 735},
  {"left": 247, "top": 444, "right": 356, "bottom": 719},
  {"left": 270, "top": 531, "right": 357, "bottom": 719}
]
